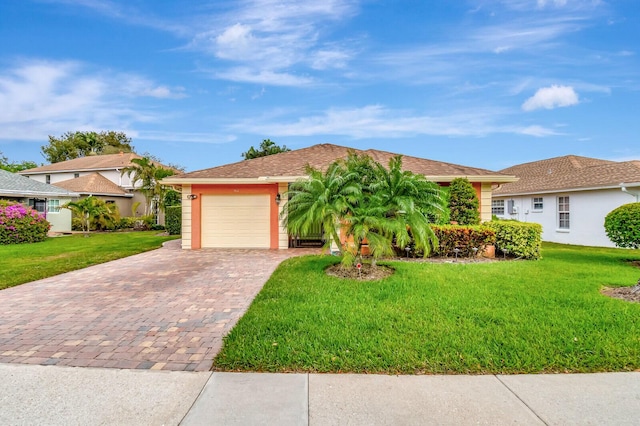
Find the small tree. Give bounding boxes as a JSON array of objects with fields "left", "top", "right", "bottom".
[
  {"left": 604, "top": 203, "right": 640, "bottom": 248},
  {"left": 64, "top": 196, "right": 117, "bottom": 235},
  {"left": 448, "top": 178, "right": 480, "bottom": 225},
  {"left": 242, "top": 139, "right": 290, "bottom": 160}
]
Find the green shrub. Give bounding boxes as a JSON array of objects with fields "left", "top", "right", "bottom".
[
  {"left": 166, "top": 205, "right": 182, "bottom": 235},
  {"left": 486, "top": 220, "right": 542, "bottom": 260},
  {"left": 118, "top": 216, "right": 138, "bottom": 229},
  {"left": 0, "top": 201, "right": 50, "bottom": 244},
  {"left": 430, "top": 224, "right": 496, "bottom": 257},
  {"left": 604, "top": 203, "right": 640, "bottom": 248},
  {"left": 448, "top": 178, "right": 480, "bottom": 225}
]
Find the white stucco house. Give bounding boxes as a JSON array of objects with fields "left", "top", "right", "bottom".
[
  {"left": 492, "top": 155, "right": 640, "bottom": 247},
  {"left": 19, "top": 153, "right": 175, "bottom": 222}
]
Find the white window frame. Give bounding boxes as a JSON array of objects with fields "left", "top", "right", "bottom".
[
  {"left": 558, "top": 196, "right": 570, "bottom": 230},
  {"left": 48, "top": 199, "right": 61, "bottom": 213},
  {"left": 491, "top": 199, "right": 505, "bottom": 215},
  {"left": 532, "top": 197, "right": 543, "bottom": 212}
]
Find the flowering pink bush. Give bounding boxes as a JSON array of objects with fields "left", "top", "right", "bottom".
[{"left": 0, "top": 201, "right": 50, "bottom": 244}]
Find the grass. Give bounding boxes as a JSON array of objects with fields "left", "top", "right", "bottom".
[
  {"left": 214, "top": 243, "right": 640, "bottom": 374},
  {"left": 0, "top": 231, "right": 179, "bottom": 289}
]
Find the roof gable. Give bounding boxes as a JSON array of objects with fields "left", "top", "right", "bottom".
[
  {"left": 167, "top": 143, "right": 514, "bottom": 183},
  {"left": 53, "top": 173, "right": 129, "bottom": 196},
  {"left": 494, "top": 155, "right": 640, "bottom": 195}
]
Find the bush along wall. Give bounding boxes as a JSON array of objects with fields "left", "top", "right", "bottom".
[
  {"left": 486, "top": 220, "right": 542, "bottom": 260},
  {"left": 430, "top": 224, "right": 496, "bottom": 257},
  {"left": 604, "top": 202, "right": 640, "bottom": 249},
  {"left": 0, "top": 201, "right": 50, "bottom": 244},
  {"left": 165, "top": 205, "right": 182, "bottom": 235}
]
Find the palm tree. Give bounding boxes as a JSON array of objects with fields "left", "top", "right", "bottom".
[
  {"left": 371, "top": 155, "right": 447, "bottom": 257},
  {"left": 122, "top": 157, "right": 175, "bottom": 218},
  {"left": 63, "top": 196, "right": 113, "bottom": 236},
  {"left": 284, "top": 161, "right": 360, "bottom": 255}
]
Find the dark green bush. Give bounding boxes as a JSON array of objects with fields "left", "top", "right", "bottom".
[
  {"left": 448, "top": 178, "right": 480, "bottom": 225},
  {"left": 0, "top": 201, "right": 50, "bottom": 244},
  {"left": 166, "top": 205, "right": 181, "bottom": 235},
  {"left": 486, "top": 220, "right": 542, "bottom": 260},
  {"left": 604, "top": 203, "right": 640, "bottom": 248},
  {"left": 430, "top": 224, "right": 496, "bottom": 257}
]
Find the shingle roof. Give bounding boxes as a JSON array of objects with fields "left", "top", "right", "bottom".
[
  {"left": 20, "top": 153, "right": 142, "bottom": 174},
  {"left": 0, "top": 169, "right": 79, "bottom": 198},
  {"left": 165, "top": 143, "right": 515, "bottom": 183},
  {"left": 493, "top": 155, "right": 640, "bottom": 196},
  {"left": 53, "top": 173, "right": 131, "bottom": 196}
]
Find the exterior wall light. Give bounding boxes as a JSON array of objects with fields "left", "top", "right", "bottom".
[
  {"left": 187, "top": 194, "right": 197, "bottom": 200},
  {"left": 275, "top": 193, "right": 282, "bottom": 205}
]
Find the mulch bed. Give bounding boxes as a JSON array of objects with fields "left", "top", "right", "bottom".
[{"left": 601, "top": 285, "right": 640, "bottom": 303}]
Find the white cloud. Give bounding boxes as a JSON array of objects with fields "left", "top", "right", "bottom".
[
  {"left": 214, "top": 67, "right": 313, "bottom": 87},
  {"left": 188, "top": 0, "right": 359, "bottom": 84},
  {"left": 230, "top": 104, "right": 554, "bottom": 139},
  {"left": 0, "top": 59, "right": 180, "bottom": 141},
  {"left": 519, "top": 125, "right": 561, "bottom": 136},
  {"left": 522, "top": 85, "right": 579, "bottom": 111}
]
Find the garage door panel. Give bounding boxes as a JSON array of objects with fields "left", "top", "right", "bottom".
[{"left": 201, "top": 194, "right": 271, "bottom": 248}]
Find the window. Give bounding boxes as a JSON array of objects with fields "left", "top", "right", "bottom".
[
  {"left": 491, "top": 199, "right": 505, "bottom": 215},
  {"left": 45, "top": 174, "right": 51, "bottom": 184},
  {"left": 48, "top": 199, "right": 60, "bottom": 213},
  {"left": 558, "top": 196, "right": 570, "bottom": 229},
  {"left": 532, "top": 197, "right": 543, "bottom": 211},
  {"left": 74, "top": 173, "right": 80, "bottom": 178}
]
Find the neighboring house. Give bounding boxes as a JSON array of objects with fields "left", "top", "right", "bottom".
[
  {"left": 19, "top": 153, "right": 172, "bottom": 220},
  {"left": 0, "top": 169, "right": 79, "bottom": 232},
  {"left": 162, "top": 143, "right": 517, "bottom": 250},
  {"left": 53, "top": 173, "right": 134, "bottom": 217},
  {"left": 492, "top": 155, "right": 640, "bottom": 247}
]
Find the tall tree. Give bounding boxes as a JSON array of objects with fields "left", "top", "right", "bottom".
[
  {"left": 0, "top": 151, "right": 38, "bottom": 172},
  {"left": 448, "top": 177, "right": 480, "bottom": 225},
  {"left": 41, "top": 131, "right": 134, "bottom": 163},
  {"left": 121, "top": 157, "right": 176, "bottom": 216},
  {"left": 242, "top": 139, "right": 290, "bottom": 160}
]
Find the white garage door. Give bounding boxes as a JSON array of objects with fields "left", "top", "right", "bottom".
[{"left": 201, "top": 194, "right": 271, "bottom": 248}]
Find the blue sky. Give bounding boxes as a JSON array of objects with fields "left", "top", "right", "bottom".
[{"left": 0, "top": 0, "right": 638, "bottom": 172}]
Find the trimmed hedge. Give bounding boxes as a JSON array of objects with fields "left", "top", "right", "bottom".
[
  {"left": 166, "top": 205, "right": 182, "bottom": 235},
  {"left": 0, "top": 201, "right": 50, "bottom": 245},
  {"left": 430, "top": 224, "right": 496, "bottom": 257},
  {"left": 604, "top": 202, "right": 640, "bottom": 249},
  {"left": 486, "top": 220, "right": 542, "bottom": 260}
]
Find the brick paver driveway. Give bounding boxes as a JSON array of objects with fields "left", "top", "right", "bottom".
[{"left": 0, "top": 240, "right": 319, "bottom": 372}]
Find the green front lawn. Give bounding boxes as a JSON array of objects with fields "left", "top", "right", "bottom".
[
  {"left": 214, "top": 243, "right": 640, "bottom": 374},
  {"left": 0, "top": 232, "right": 179, "bottom": 289}
]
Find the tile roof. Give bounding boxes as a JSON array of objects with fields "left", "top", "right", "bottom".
[
  {"left": 20, "top": 153, "right": 145, "bottom": 174},
  {"left": 0, "top": 169, "right": 79, "bottom": 198},
  {"left": 53, "top": 173, "right": 131, "bottom": 196},
  {"left": 493, "top": 155, "right": 640, "bottom": 196},
  {"left": 166, "top": 143, "right": 514, "bottom": 182}
]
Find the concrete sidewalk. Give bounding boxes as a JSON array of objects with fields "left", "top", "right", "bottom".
[{"left": 1, "top": 364, "right": 638, "bottom": 425}]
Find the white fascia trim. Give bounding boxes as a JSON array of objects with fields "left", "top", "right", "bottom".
[
  {"left": 19, "top": 167, "right": 119, "bottom": 175},
  {"left": 160, "top": 176, "right": 308, "bottom": 185},
  {"left": 494, "top": 182, "right": 640, "bottom": 197},
  {"left": 0, "top": 190, "right": 80, "bottom": 197}
]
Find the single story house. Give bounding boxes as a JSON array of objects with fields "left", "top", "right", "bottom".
[
  {"left": 492, "top": 155, "right": 640, "bottom": 247},
  {"left": 19, "top": 153, "right": 173, "bottom": 221},
  {"left": 53, "top": 172, "right": 134, "bottom": 217},
  {"left": 0, "top": 169, "right": 79, "bottom": 232},
  {"left": 161, "top": 143, "right": 517, "bottom": 250}
]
